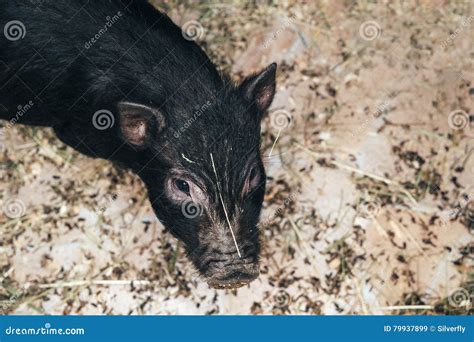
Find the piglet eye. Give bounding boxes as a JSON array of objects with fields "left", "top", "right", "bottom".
[
  {"left": 249, "top": 168, "right": 257, "bottom": 181},
  {"left": 175, "top": 179, "right": 190, "bottom": 194},
  {"left": 248, "top": 167, "right": 261, "bottom": 189}
]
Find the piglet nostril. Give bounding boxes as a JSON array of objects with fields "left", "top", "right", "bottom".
[
  {"left": 203, "top": 242, "right": 259, "bottom": 270},
  {"left": 211, "top": 248, "right": 239, "bottom": 256},
  {"left": 204, "top": 251, "right": 254, "bottom": 269}
]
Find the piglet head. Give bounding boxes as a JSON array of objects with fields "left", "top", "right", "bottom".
[{"left": 116, "top": 63, "right": 277, "bottom": 289}]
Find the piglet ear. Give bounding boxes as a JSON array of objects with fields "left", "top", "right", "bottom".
[
  {"left": 117, "top": 102, "right": 165, "bottom": 149},
  {"left": 240, "top": 63, "right": 277, "bottom": 113}
]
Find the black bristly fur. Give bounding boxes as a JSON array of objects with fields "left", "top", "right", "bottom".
[{"left": 0, "top": 0, "right": 276, "bottom": 288}]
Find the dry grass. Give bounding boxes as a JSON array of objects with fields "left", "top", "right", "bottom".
[{"left": 1, "top": 0, "right": 472, "bottom": 315}]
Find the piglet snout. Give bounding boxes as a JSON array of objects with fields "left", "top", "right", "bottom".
[{"left": 204, "top": 250, "right": 260, "bottom": 289}]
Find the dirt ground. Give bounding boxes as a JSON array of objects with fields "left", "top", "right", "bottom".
[{"left": 1, "top": 1, "right": 473, "bottom": 315}]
